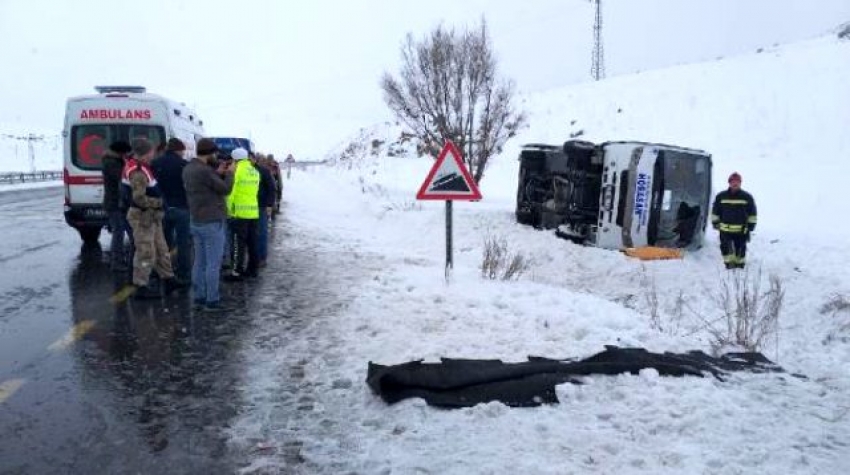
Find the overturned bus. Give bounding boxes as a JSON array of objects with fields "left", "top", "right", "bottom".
[{"left": 516, "top": 140, "right": 712, "bottom": 250}]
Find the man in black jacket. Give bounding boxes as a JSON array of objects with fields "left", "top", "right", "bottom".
[
  {"left": 102, "top": 140, "right": 132, "bottom": 272},
  {"left": 254, "top": 154, "right": 276, "bottom": 268},
  {"left": 268, "top": 153, "right": 282, "bottom": 215},
  {"left": 711, "top": 172, "right": 757, "bottom": 269},
  {"left": 151, "top": 138, "right": 191, "bottom": 283}
]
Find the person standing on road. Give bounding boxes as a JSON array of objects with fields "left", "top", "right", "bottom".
[
  {"left": 267, "top": 153, "right": 282, "bottom": 216},
  {"left": 254, "top": 153, "right": 276, "bottom": 268},
  {"left": 102, "top": 140, "right": 132, "bottom": 272},
  {"left": 711, "top": 172, "right": 758, "bottom": 269},
  {"left": 151, "top": 138, "right": 192, "bottom": 283},
  {"left": 122, "top": 138, "right": 183, "bottom": 298},
  {"left": 284, "top": 153, "right": 295, "bottom": 180},
  {"left": 183, "top": 138, "right": 234, "bottom": 311},
  {"left": 226, "top": 147, "right": 261, "bottom": 279}
]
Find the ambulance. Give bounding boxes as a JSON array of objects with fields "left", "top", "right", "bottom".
[{"left": 63, "top": 86, "right": 205, "bottom": 243}]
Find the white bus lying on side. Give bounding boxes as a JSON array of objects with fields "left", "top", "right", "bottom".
[
  {"left": 63, "top": 86, "right": 205, "bottom": 244},
  {"left": 516, "top": 140, "right": 713, "bottom": 250}
]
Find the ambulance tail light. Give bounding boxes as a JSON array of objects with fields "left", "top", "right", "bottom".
[{"left": 63, "top": 168, "right": 71, "bottom": 206}]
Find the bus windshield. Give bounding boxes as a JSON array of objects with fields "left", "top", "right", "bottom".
[{"left": 651, "top": 151, "right": 712, "bottom": 248}]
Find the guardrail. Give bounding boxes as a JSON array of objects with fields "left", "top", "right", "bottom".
[{"left": 0, "top": 171, "right": 63, "bottom": 185}]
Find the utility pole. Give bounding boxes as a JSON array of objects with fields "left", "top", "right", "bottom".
[
  {"left": 591, "top": 0, "right": 605, "bottom": 81},
  {"left": 27, "top": 134, "right": 37, "bottom": 173},
  {"left": 1, "top": 133, "right": 46, "bottom": 172}
]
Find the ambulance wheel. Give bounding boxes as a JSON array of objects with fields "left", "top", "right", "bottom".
[{"left": 77, "top": 227, "right": 101, "bottom": 245}]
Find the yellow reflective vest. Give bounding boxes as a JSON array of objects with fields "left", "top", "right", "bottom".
[{"left": 227, "top": 160, "right": 260, "bottom": 219}]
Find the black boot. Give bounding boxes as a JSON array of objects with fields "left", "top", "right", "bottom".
[
  {"left": 133, "top": 285, "right": 160, "bottom": 299},
  {"left": 163, "top": 277, "right": 189, "bottom": 294}
]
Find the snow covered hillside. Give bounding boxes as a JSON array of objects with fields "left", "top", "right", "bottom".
[
  {"left": 507, "top": 35, "right": 850, "bottom": 242},
  {"left": 229, "top": 34, "right": 850, "bottom": 474}
]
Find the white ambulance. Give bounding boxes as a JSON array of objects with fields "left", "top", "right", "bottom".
[{"left": 63, "top": 86, "right": 205, "bottom": 243}]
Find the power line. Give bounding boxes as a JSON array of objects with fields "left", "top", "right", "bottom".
[{"left": 591, "top": 0, "right": 605, "bottom": 81}]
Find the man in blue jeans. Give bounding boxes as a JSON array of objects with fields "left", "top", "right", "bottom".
[
  {"left": 182, "top": 139, "right": 234, "bottom": 311},
  {"left": 152, "top": 138, "right": 192, "bottom": 283}
]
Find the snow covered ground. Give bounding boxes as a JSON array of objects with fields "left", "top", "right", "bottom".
[
  {"left": 0, "top": 180, "right": 61, "bottom": 192},
  {"left": 228, "top": 33, "right": 850, "bottom": 473}
]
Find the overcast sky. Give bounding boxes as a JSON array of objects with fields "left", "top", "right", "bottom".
[{"left": 1, "top": 0, "right": 848, "bottom": 159}]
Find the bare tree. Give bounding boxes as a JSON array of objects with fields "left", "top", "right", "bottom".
[{"left": 381, "top": 20, "right": 526, "bottom": 183}]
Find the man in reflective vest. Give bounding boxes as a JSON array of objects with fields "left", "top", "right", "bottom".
[
  {"left": 122, "top": 138, "right": 184, "bottom": 298},
  {"left": 711, "top": 172, "right": 758, "bottom": 269},
  {"left": 226, "top": 147, "right": 261, "bottom": 278}
]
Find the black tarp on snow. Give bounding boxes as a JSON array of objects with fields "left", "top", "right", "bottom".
[{"left": 366, "top": 346, "right": 783, "bottom": 408}]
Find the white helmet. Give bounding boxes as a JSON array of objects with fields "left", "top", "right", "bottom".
[{"left": 231, "top": 147, "right": 249, "bottom": 160}]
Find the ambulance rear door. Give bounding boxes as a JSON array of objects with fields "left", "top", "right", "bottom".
[{"left": 63, "top": 96, "right": 168, "bottom": 219}]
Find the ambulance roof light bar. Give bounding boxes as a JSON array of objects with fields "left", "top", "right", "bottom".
[{"left": 94, "top": 86, "right": 147, "bottom": 94}]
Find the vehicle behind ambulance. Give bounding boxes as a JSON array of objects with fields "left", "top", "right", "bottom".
[{"left": 63, "top": 86, "right": 205, "bottom": 243}]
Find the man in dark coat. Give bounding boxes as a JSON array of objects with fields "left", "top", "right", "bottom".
[
  {"left": 152, "top": 138, "right": 191, "bottom": 283},
  {"left": 254, "top": 154, "right": 276, "bottom": 267},
  {"left": 102, "top": 140, "right": 132, "bottom": 272},
  {"left": 267, "top": 153, "right": 282, "bottom": 215},
  {"left": 711, "top": 172, "right": 758, "bottom": 269}
]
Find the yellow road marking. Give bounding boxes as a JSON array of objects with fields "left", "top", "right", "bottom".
[
  {"left": 109, "top": 285, "right": 136, "bottom": 304},
  {"left": 0, "top": 379, "right": 25, "bottom": 404},
  {"left": 48, "top": 319, "right": 95, "bottom": 351}
]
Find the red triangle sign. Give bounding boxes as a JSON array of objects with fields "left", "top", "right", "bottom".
[{"left": 416, "top": 141, "right": 482, "bottom": 201}]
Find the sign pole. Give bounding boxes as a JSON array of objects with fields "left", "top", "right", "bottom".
[
  {"left": 415, "top": 140, "right": 482, "bottom": 281},
  {"left": 445, "top": 200, "right": 453, "bottom": 279}
]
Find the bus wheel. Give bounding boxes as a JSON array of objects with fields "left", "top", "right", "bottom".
[{"left": 77, "top": 227, "right": 101, "bottom": 245}]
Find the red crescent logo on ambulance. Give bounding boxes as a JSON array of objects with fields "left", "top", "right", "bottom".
[{"left": 79, "top": 134, "right": 106, "bottom": 167}]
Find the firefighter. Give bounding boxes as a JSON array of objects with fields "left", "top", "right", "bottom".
[{"left": 711, "top": 172, "right": 757, "bottom": 269}]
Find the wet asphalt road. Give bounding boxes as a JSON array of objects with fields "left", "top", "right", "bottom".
[{"left": 0, "top": 186, "right": 334, "bottom": 474}]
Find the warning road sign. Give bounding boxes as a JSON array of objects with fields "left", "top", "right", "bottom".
[{"left": 416, "top": 141, "right": 482, "bottom": 200}]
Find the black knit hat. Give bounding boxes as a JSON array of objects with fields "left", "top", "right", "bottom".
[
  {"left": 196, "top": 138, "right": 218, "bottom": 155},
  {"left": 109, "top": 140, "right": 132, "bottom": 154},
  {"left": 166, "top": 137, "right": 186, "bottom": 152},
  {"left": 131, "top": 138, "right": 153, "bottom": 156}
]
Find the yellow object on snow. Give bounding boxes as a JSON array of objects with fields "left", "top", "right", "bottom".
[{"left": 622, "top": 246, "right": 684, "bottom": 261}]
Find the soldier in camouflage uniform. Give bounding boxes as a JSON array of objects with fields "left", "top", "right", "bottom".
[{"left": 122, "top": 138, "right": 184, "bottom": 299}]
